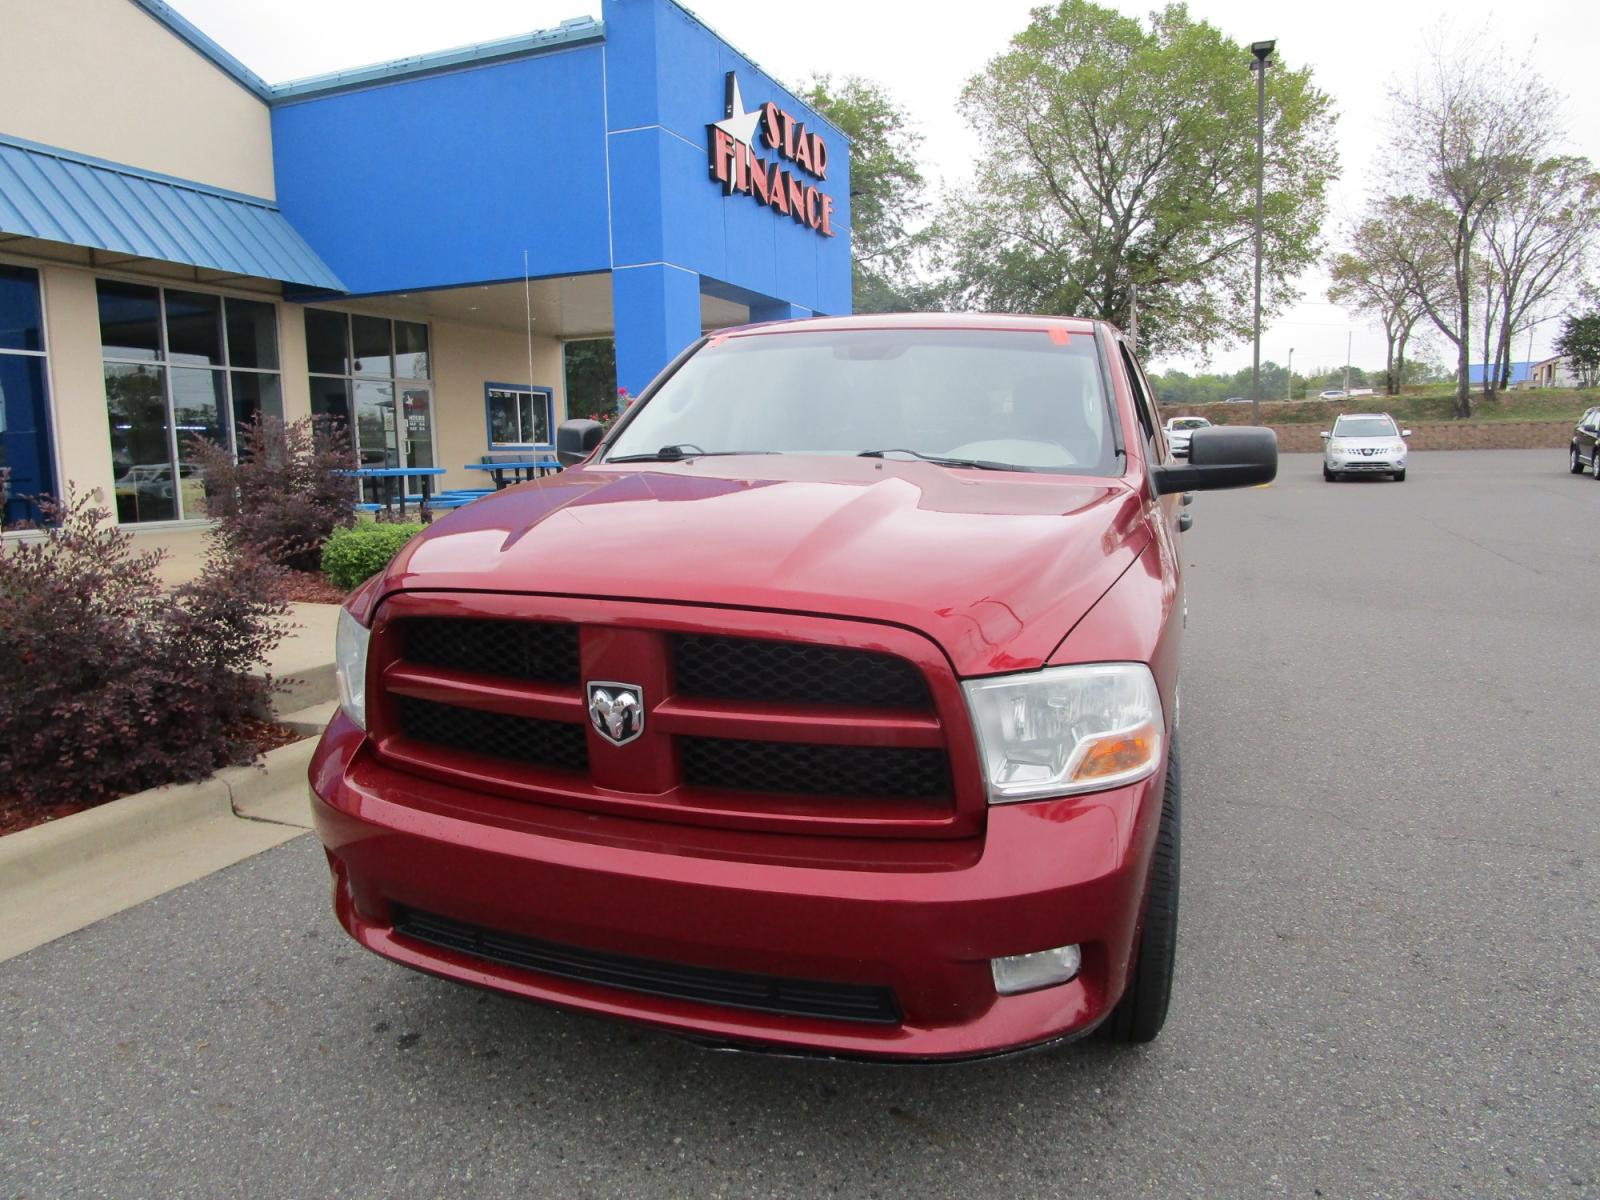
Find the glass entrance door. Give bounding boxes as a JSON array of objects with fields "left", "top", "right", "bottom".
[{"left": 400, "top": 385, "right": 434, "bottom": 468}]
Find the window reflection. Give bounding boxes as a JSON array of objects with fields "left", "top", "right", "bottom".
[
  {"left": 0, "top": 263, "right": 44, "bottom": 353},
  {"left": 351, "top": 315, "right": 392, "bottom": 378},
  {"left": 227, "top": 299, "right": 279, "bottom": 371},
  {"left": 165, "top": 291, "right": 224, "bottom": 367},
  {"left": 106, "top": 363, "right": 176, "bottom": 523},
  {"left": 98, "top": 281, "right": 162, "bottom": 361}
]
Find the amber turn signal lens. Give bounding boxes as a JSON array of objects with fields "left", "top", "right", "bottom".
[{"left": 1071, "top": 722, "right": 1159, "bottom": 781}]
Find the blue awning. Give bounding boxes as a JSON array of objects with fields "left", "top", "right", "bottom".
[{"left": 0, "top": 136, "right": 344, "bottom": 292}]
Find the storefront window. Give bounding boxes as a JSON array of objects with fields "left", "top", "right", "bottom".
[
  {"left": 97, "top": 280, "right": 283, "bottom": 523},
  {"left": 307, "top": 311, "right": 436, "bottom": 476},
  {"left": 486, "top": 384, "right": 552, "bottom": 447},
  {"left": 0, "top": 263, "right": 55, "bottom": 528}
]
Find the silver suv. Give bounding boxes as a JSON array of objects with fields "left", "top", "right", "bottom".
[{"left": 1322, "top": 413, "right": 1410, "bottom": 482}]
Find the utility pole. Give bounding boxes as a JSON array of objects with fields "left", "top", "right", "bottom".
[
  {"left": 1286, "top": 347, "right": 1294, "bottom": 401},
  {"left": 1343, "top": 331, "right": 1352, "bottom": 393},
  {"left": 1248, "top": 39, "right": 1275, "bottom": 426}
]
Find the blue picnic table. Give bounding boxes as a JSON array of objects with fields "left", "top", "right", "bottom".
[
  {"left": 464, "top": 456, "right": 562, "bottom": 489},
  {"left": 340, "top": 466, "right": 449, "bottom": 520}
]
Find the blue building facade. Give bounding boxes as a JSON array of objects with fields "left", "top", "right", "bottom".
[{"left": 269, "top": 0, "right": 852, "bottom": 395}]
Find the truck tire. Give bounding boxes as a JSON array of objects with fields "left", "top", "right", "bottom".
[{"left": 1103, "top": 733, "right": 1180, "bottom": 1044}]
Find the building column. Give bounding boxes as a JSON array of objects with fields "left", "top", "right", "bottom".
[
  {"left": 611, "top": 263, "right": 701, "bottom": 403},
  {"left": 277, "top": 302, "right": 311, "bottom": 423},
  {"left": 748, "top": 299, "right": 812, "bottom": 324},
  {"left": 40, "top": 265, "right": 116, "bottom": 510}
]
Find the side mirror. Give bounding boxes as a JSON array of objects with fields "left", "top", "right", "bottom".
[
  {"left": 1150, "top": 426, "right": 1277, "bottom": 495},
  {"left": 556, "top": 419, "right": 605, "bottom": 467},
  {"left": 1400, "top": 429, "right": 1412, "bottom": 437},
  {"left": 1319, "top": 430, "right": 1332, "bottom": 439}
]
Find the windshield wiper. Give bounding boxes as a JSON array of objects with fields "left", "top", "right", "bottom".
[
  {"left": 858, "top": 448, "right": 1020, "bottom": 472},
  {"left": 607, "top": 445, "right": 782, "bottom": 463}
]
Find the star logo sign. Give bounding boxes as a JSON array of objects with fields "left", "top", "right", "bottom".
[{"left": 713, "top": 74, "right": 762, "bottom": 149}]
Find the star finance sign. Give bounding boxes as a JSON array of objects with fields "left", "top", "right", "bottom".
[{"left": 706, "top": 73, "right": 836, "bottom": 238}]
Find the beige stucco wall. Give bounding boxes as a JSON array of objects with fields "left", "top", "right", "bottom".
[
  {"left": 429, "top": 319, "right": 567, "bottom": 491},
  {"left": 0, "top": 0, "right": 276, "bottom": 198}
]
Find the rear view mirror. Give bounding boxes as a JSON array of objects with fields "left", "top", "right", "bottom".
[
  {"left": 556, "top": 419, "right": 605, "bottom": 466},
  {"left": 1401, "top": 429, "right": 1412, "bottom": 437},
  {"left": 1320, "top": 430, "right": 1331, "bottom": 439},
  {"left": 1150, "top": 427, "right": 1277, "bottom": 494}
]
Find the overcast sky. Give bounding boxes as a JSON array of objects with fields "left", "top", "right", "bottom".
[{"left": 173, "top": 0, "right": 1598, "bottom": 377}]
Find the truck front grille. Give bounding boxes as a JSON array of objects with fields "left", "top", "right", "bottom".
[
  {"left": 392, "top": 906, "right": 900, "bottom": 1024},
  {"left": 673, "top": 634, "right": 931, "bottom": 709},
  {"left": 403, "top": 617, "right": 579, "bottom": 683},
  {"left": 399, "top": 697, "right": 589, "bottom": 773},
  {"left": 369, "top": 603, "right": 969, "bottom": 836},
  {"left": 680, "top": 736, "right": 949, "bottom": 799}
]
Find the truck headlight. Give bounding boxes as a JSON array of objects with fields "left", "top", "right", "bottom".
[
  {"left": 962, "top": 663, "right": 1163, "bottom": 803},
  {"left": 335, "top": 608, "right": 371, "bottom": 730}
]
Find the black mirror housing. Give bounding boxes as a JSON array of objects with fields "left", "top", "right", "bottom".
[
  {"left": 556, "top": 419, "right": 606, "bottom": 467},
  {"left": 1150, "top": 426, "right": 1277, "bottom": 494}
]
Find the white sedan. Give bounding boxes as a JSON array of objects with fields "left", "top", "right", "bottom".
[
  {"left": 1322, "top": 413, "right": 1411, "bottom": 481},
  {"left": 1163, "top": 416, "right": 1212, "bottom": 458}
]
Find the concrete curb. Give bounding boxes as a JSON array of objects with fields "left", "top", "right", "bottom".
[{"left": 0, "top": 732, "right": 325, "bottom": 963}]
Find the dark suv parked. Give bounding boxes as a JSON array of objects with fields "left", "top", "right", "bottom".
[{"left": 1570, "top": 407, "right": 1600, "bottom": 476}]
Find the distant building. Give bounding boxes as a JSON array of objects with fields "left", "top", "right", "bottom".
[
  {"left": 1466, "top": 360, "right": 1534, "bottom": 386},
  {"left": 1528, "top": 355, "right": 1582, "bottom": 388}
]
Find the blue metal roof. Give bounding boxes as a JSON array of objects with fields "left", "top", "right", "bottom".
[{"left": 0, "top": 135, "right": 344, "bottom": 291}]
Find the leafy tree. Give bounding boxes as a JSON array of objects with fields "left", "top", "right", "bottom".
[
  {"left": 1328, "top": 215, "right": 1426, "bottom": 395},
  {"left": 1483, "top": 157, "right": 1600, "bottom": 392},
  {"left": 1554, "top": 310, "right": 1600, "bottom": 387},
  {"left": 562, "top": 338, "right": 618, "bottom": 419},
  {"left": 1383, "top": 37, "right": 1562, "bottom": 416},
  {"left": 800, "top": 75, "right": 938, "bottom": 312},
  {"left": 943, "top": 1, "right": 1337, "bottom": 358}
]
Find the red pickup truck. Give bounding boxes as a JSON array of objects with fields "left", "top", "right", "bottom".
[{"left": 311, "top": 313, "right": 1276, "bottom": 1060}]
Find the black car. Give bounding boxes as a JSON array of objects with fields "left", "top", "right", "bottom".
[{"left": 1570, "top": 407, "right": 1600, "bottom": 476}]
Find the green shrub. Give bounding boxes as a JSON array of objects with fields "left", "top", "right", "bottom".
[{"left": 321, "top": 521, "right": 425, "bottom": 591}]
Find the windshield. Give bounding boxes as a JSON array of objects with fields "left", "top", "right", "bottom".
[
  {"left": 1168, "top": 418, "right": 1209, "bottom": 430},
  {"left": 1333, "top": 417, "right": 1397, "bottom": 438},
  {"left": 603, "top": 328, "right": 1119, "bottom": 475}
]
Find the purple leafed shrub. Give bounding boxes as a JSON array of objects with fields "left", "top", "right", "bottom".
[
  {"left": 0, "top": 491, "right": 289, "bottom": 808},
  {"left": 188, "top": 414, "right": 358, "bottom": 572}
]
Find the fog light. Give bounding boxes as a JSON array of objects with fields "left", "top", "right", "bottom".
[{"left": 991, "top": 944, "right": 1082, "bottom": 995}]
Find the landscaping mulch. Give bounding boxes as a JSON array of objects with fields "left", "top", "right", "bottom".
[
  {"left": 0, "top": 718, "right": 305, "bottom": 838},
  {"left": 279, "top": 569, "right": 348, "bottom": 605}
]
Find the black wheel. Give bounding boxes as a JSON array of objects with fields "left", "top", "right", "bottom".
[
  {"left": 1591, "top": 449, "right": 1600, "bottom": 479},
  {"left": 1394, "top": 469, "right": 1406, "bottom": 482},
  {"left": 1103, "top": 733, "right": 1180, "bottom": 1044},
  {"left": 1322, "top": 464, "right": 1336, "bottom": 481},
  {"left": 1572, "top": 444, "right": 1585, "bottom": 474}
]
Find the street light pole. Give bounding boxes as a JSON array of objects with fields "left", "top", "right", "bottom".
[{"left": 1249, "top": 39, "right": 1275, "bottom": 427}]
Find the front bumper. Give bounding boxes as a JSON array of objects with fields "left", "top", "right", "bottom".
[
  {"left": 1329, "top": 458, "right": 1405, "bottom": 473},
  {"left": 310, "top": 713, "right": 1162, "bottom": 1061}
]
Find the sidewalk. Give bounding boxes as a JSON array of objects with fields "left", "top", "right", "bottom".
[{"left": 127, "top": 526, "right": 342, "bottom": 711}]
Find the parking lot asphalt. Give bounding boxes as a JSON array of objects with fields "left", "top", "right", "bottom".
[{"left": 2, "top": 449, "right": 1596, "bottom": 1200}]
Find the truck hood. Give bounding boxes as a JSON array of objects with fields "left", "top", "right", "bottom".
[{"left": 378, "top": 455, "right": 1149, "bottom": 676}]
